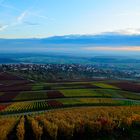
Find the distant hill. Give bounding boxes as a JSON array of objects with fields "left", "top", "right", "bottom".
[
  {"left": 1, "top": 34, "right": 140, "bottom": 46},
  {"left": 42, "top": 34, "right": 140, "bottom": 46},
  {"left": 1, "top": 34, "right": 140, "bottom": 53}
]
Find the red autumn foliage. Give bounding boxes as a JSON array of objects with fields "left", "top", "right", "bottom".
[
  {"left": 47, "top": 91, "right": 65, "bottom": 99},
  {"left": 47, "top": 100, "right": 63, "bottom": 108},
  {"left": 111, "top": 82, "right": 140, "bottom": 93}
]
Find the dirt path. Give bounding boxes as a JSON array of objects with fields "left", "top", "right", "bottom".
[
  {"left": 24, "top": 115, "right": 35, "bottom": 140},
  {"left": 7, "top": 118, "right": 20, "bottom": 140}
]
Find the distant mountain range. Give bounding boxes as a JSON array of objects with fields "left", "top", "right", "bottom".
[
  {"left": 0, "top": 33, "right": 140, "bottom": 54},
  {"left": 0, "top": 34, "right": 140, "bottom": 47},
  {"left": 0, "top": 33, "right": 140, "bottom": 64}
]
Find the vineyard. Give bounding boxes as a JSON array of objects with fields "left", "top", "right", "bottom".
[
  {"left": 1, "top": 106, "right": 140, "bottom": 140},
  {"left": 1, "top": 72, "right": 140, "bottom": 139},
  {"left": 1, "top": 72, "right": 140, "bottom": 115},
  {"left": 1, "top": 98, "right": 140, "bottom": 115}
]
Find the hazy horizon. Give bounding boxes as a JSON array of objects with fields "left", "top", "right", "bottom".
[{"left": 0, "top": 0, "right": 140, "bottom": 54}]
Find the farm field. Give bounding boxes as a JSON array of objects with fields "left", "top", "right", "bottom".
[
  {"left": 1, "top": 72, "right": 140, "bottom": 115},
  {"left": 1, "top": 98, "right": 140, "bottom": 115},
  {"left": 1, "top": 106, "right": 140, "bottom": 140},
  {"left": 93, "top": 82, "right": 119, "bottom": 89},
  {"left": 1, "top": 72, "right": 140, "bottom": 139}
]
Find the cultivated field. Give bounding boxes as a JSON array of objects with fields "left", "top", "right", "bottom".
[{"left": 1, "top": 72, "right": 140, "bottom": 139}]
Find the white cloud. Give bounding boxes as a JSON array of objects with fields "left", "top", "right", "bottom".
[
  {"left": 0, "top": 2, "right": 51, "bottom": 20},
  {"left": 0, "top": 25, "right": 8, "bottom": 31},
  {"left": 0, "top": 0, "right": 54, "bottom": 32},
  {"left": 0, "top": 5, "right": 52, "bottom": 32},
  {"left": 101, "top": 28, "right": 140, "bottom": 35},
  {"left": 116, "top": 28, "right": 140, "bottom": 35},
  {"left": 0, "top": 10, "right": 28, "bottom": 32},
  {"left": 16, "top": 11, "right": 28, "bottom": 23}
]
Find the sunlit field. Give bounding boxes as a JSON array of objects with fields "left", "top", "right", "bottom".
[{"left": 1, "top": 72, "right": 140, "bottom": 139}]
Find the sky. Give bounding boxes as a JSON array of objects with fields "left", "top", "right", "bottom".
[{"left": 0, "top": 0, "right": 140, "bottom": 38}]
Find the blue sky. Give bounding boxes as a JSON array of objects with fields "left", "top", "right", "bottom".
[{"left": 0, "top": 0, "right": 140, "bottom": 38}]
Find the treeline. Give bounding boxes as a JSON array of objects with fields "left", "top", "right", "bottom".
[{"left": 1, "top": 106, "right": 140, "bottom": 140}]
